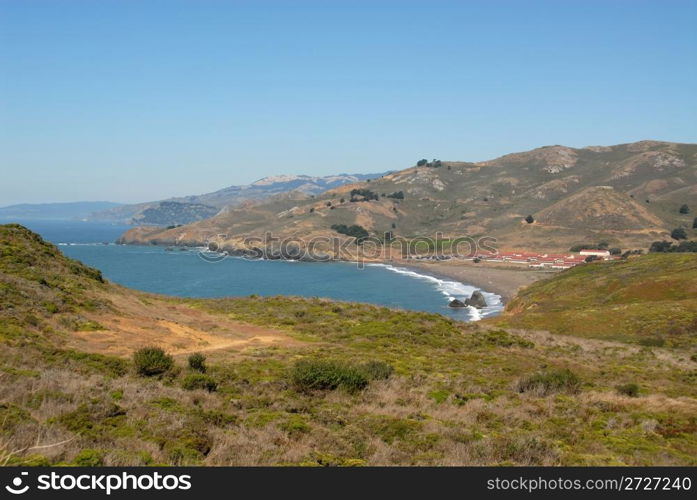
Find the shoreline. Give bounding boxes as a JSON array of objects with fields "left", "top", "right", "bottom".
[
  {"left": 394, "top": 259, "right": 553, "bottom": 303},
  {"left": 112, "top": 237, "right": 549, "bottom": 308}
]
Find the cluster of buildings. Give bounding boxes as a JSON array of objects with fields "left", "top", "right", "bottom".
[
  {"left": 405, "top": 248, "right": 615, "bottom": 270},
  {"left": 477, "top": 249, "right": 612, "bottom": 270}
]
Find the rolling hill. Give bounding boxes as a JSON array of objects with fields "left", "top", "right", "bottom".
[
  {"left": 89, "top": 172, "right": 385, "bottom": 225},
  {"left": 118, "top": 140, "right": 697, "bottom": 254},
  {"left": 499, "top": 253, "right": 697, "bottom": 347},
  {"left": 1, "top": 224, "right": 696, "bottom": 466}
]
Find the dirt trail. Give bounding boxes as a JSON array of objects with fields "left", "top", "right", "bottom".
[{"left": 65, "top": 290, "right": 301, "bottom": 358}]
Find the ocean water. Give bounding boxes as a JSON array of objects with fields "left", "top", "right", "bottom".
[{"left": 2, "top": 218, "right": 503, "bottom": 320}]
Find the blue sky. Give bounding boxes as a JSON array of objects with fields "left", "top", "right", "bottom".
[{"left": 1, "top": 0, "right": 696, "bottom": 205}]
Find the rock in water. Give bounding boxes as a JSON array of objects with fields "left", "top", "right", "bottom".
[
  {"left": 448, "top": 298, "right": 467, "bottom": 308},
  {"left": 464, "top": 290, "right": 487, "bottom": 309}
]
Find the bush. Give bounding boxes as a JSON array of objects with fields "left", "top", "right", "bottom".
[
  {"left": 693, "top": 217, "right": 697, "bottom": 229},
  {"left": 525, "top": 215, "right": 534, "bottom": 224},
  {"left": 188, "top": 353, "right": 207, "bottom": 373},
  {"left": 291, "top": 360, "right": 369, "bottom": 393},
  {"left": 359, "top": 360, "right": 393, "bottom": 380},
  {"left": 609, "top": 247, "right": 622, "bottom": 255},
  {"left": 386, "top": 191, "right": 404, "bottom": 200},
  {"left": 679, "top": 204, "right": 689, "bottom": 214},
  {"left": 649, "top": 240, "right": 697, "bottom": 253},
  {"left": 638, "top": 336, "right": 665, "bottom": 347},
  {"left": 671, "top": 227, "right": 688, "bottom": 240},
  {"left": 181, "top": 373, "right": 218, "bottom": 392},
  {"left": 331, "top": 224, "right": 369, "bottom": 242},
  {"left": 517, "top": 369, "right": 581, "bottom": 395},
  {"left": 616, "top": 383, "right": 640, "bottom": 397},
  {"left": 349, "top": 188, "right": 379, "bottom": 202},
  {"left": 73, "top": 449, "right": 104, "bottom": 466},
  {"left": 133, "top": 347, "right": 174, "bottom": 376}
]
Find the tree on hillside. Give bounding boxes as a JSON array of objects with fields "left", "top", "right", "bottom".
[
  {"left": 693, "top": 217, "right": 697, "bottom": 229},
  {"left": 671, "top": 227, "right": 688, "bottom": 240},
  {"left": 417, "top": 159, "right": 428, "bottom": 167},
  {"left": 525, "top": 215, "right": 534, "bottom": 224},
  {"left": 679, "top": 204, "right": 690, "bottom": 214},
  {"left": 584, "top": 255, "right": 600, "bottom": 263},
  {"left": 649, "top": 241, "right": 673, "bottom": 253}
]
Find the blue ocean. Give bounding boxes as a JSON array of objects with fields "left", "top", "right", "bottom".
[{"left": 2, "top": 218, "right": 502, "bottom": 320}]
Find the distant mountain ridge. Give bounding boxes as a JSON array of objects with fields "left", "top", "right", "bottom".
[
  {"left": 89, "top": 172, "right": 385, "bottom": 225},
  {"left": 118, "top": 140, "right": 697, "bottom": 253},
  {"left": 0, "top": 201, "right": 122, "bottom": 220}
]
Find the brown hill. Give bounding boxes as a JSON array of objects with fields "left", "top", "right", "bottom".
[{"left": 118, "top": 140, "right": 696, "bottom": 254}]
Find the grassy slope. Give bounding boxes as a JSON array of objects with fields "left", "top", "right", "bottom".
[
  {"left": 499, "top": 254, "right": 697, "bottom": 348},
  {"left": 1, "top": 225, "right": 696, "bottom": 466}
]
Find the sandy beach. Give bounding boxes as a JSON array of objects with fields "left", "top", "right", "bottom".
[{"left": 396, "top": 259, "right": 554, "bottom": 303}]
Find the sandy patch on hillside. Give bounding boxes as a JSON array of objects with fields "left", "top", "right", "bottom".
[{"left": 64, "top": 291, "right": 301, "bottom": 358}]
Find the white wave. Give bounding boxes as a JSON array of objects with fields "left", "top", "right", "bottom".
[{"left": 367, "top": 263, "right": 504, "bottom": 321}]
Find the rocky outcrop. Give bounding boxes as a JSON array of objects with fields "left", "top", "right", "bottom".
[
  {"left": 464, "top": 291, "right": 487, "bottom": 309},
  {"left": 448, "top": 299, "right": 467, "bottom": 308}
]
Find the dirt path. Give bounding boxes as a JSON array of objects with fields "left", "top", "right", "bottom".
[{"left": 65, "top": 290, "right": 302, "bottom": 358}]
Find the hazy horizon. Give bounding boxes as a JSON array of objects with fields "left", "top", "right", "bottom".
[{"left": 2, "top": 0, "right": 696, "bottom": 205}]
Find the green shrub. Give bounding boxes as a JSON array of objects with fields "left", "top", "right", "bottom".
[
  {"left": 517, "top": 369, "right": 581, "bottom": 396},
  {"left": 188, "top": 352, "right": 207, "bottom": 373},
  {"left": 73, "top": 449, "right": 104, "bottom": 466},
  {"left": 359, "top": 360, "right": 393, "bottom": 380},
  {"left": 638, "top": 336, "right": 665, "bottom": 347},
  {"left": 616, "top": 383, "right": 640, "bottom": 397},
  {"left": 671, "top": 227, "right": 688, "bottom": 240},
  {"left": 133, "top": 347, "right": 174, "bottom": 376},
  {"left": 477, "top": 329, "right": 534, "bottom": 348},
  {"left": 182, "top": 373, "right": 218, "bottom": 392},
  {"left": 291, "top": 360, "right": 368, "bottom": 393}
]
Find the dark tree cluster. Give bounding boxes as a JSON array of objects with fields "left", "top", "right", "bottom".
[
  {"left": 524, "top": 215, "right": 535, "bottom": 224},
  {"left": 331, "top": 224, "right": 370, "bottom": 242},
  {"left": 349, "top": 188, "right": 379, "bottom": 202},
  {"left": 679, "top": 204, "right": 690, "bottom": 214},
  {"left": 649, "top": 240, "right": 697, "bottom": 253},
  {"left": 386, "top": 191, "right": 404, "bottom": 200},
  {"left": 671, "top": 227, "right": 688, "bottom": 240},
  {"left": 569, "top": 242, "right": 610, "bottom": 252},
  {"left": 416, "top": 158, "right": 442, "bottom": 168}
]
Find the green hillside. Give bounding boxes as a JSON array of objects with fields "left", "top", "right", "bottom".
[
  {"left": 1, "top": 225, "right": 696, "bottom": 466},
  {"left": 500, "top": 254, "right": 697, "bottom": 347}
]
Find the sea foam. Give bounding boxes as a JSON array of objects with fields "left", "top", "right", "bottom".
[{"left": 366, "top": 263, "right": 503, "bottom": 321}]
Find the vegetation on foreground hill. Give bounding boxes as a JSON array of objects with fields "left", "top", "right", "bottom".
[
  {"left": 500, "top": 254, "right": 697, "bottom": 348},
  {"left": 1, "top": 225, "right": 696, "bottom": 466}
]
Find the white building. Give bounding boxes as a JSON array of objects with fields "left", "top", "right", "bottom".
[{"left": 579, "top": 249, "right": 611, "bottom": 259}]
